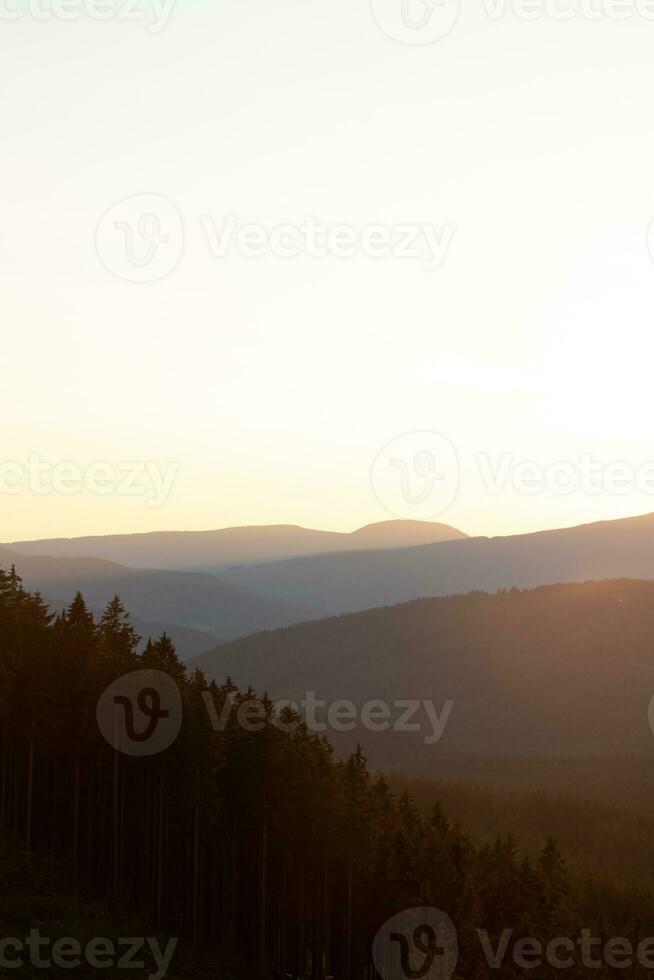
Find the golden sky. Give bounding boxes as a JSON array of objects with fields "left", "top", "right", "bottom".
[{"left": 3, "top": 1, "right": 654, "bottom": 542}]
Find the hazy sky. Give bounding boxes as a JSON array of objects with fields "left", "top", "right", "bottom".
[{"left": 3, "top": 0, "right": 654, "bottom": 542}]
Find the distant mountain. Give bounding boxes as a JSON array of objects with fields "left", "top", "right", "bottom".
[
  {"left": 12, "top": 512, "right": 654, "bottom": 667},
  {"left": 221, "top": 512, "right": 654, "bottom": 619},
  {"left": 5, "top": 520, "right": 467, "bottom": 573},
  {"left": 346, "top": 520, "right": 466, "bottom": 549},
  {"left": 193, "top": 578, "right": 654, "bottom": 768},
  {"left": 0, "top": 546, "right": 309, "bottom": 657}
]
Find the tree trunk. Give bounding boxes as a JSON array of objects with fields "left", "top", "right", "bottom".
[
  {"left": 260, "top": 811, "right": 268, "bottom": 978},
  {"left": 26, "top": 722, "right": 35, "bottom": 857}
]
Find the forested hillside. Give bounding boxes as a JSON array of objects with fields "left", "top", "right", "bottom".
[
  {"left": 0, "top": 545, "right": 308, "bottom": 653},
  {"left": 194, "top": 577, "right": 654, "bottom": 767},
  {"left": 2, "top": 565, "right": 653, "bottom": 977}
]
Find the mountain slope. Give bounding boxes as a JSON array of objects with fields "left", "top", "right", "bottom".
[
  {"left": 0, "top": 546, "right": 308, "bottom": 653},
  {"left": 5, "top": 520, "right": 467, "bottom": 573},
  {"left": 221, "top": 512, "right": 654, "bottom": 618},
  {"left": 194, "top": 578, "right": 654, "bottom": 767}
]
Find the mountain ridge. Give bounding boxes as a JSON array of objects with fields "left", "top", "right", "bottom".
[
  {"left": 5, "top": 519, "right": 467, "bottom": 573},
  {"left": 220, "top": 511, "right": 654, "bottom": 617}
]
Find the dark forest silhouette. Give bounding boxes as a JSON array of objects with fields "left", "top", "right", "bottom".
[{"left": 0, "top": 565, "right": 650, "bottom": 978}]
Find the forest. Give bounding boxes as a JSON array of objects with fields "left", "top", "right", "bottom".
[
  {"left": 194, "top": 578, "right": 654, "bottom": 767},
  {"left": 1, "top": 564, "right": 653, "bottom": 978}
]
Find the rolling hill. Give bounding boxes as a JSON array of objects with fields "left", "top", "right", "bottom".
[
  {"left": 0, "top": 545, "right": 308, "bottom": 656},
  {"left": 5, "top": 520, "right": 467, "bottom": 573},
  {"left": 221, "top": 511, "right": 654, "bottom": 618},
  {"left": 194, "top": 578, "right": 654, "bottom": 769}
]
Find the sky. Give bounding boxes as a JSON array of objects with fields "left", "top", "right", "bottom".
[{"left": 2, "top": 0, "right": 654, "bottom": 543}]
